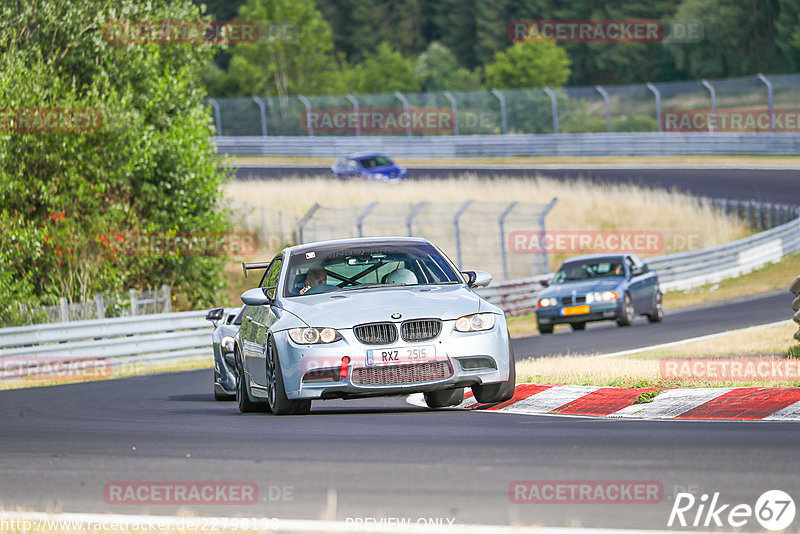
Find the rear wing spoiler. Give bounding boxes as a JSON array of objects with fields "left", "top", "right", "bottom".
[{"left": 242, "top": 261, "right": 270, "bottom": 279}]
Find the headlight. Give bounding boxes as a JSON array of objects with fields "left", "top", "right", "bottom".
[
  {"left": 537, "top": 297, "right": 557, "bottom": 307},
  {"left": 454, "top": 313, "right": 496, "bottom": 332},
  {"left": 289, "top": 327, "right": 342, "bottom": 344},
  {"left": 221, "top": 336, "right": 235, "bottom": 353},
  {"left": 586, "top": 291, "right": 618, "bottom": 303}
]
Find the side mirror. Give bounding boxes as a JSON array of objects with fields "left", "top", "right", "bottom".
[
  {"left": 205, "top": 307, "right": 224, "bottom": 326},
  {"left": 241, "top": 287, "right": 275, "bottom": 306},
  {"left": 540, "top": 279, "right": 550, "bottom": 288},
  {"left": 631, "top": 267, "right": 643, "bottom": 277},
  {"left": 462, "top": 270, "right": 492, "bottom": 288}
]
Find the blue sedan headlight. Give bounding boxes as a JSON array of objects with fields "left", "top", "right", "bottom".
[
  {"left": 537, "top": 297, "right": 558, "bottom": 307},
  {"left": 454, "top": 313, "right": 496, "bottom": 332},
  {"left": 585, "top": 291, "right": 619, "bottom": 303}
]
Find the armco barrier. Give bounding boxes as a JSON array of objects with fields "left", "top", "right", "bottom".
[
  {"left": 792, "top": 275, "right": 800, "bottom": 342},
  {"left": 0, "top": 311, "right": 211, "bottom": 380},
  {"left": 214, "top": 133, "right": 800, "bottom": 158}
]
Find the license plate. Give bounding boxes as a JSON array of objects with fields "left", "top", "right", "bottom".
[
  {"left": 561, "top": 305, "right": 590, "bottom": 316},
  {"left": 366, "top": 345, "right": 436, "bottom": 366}
]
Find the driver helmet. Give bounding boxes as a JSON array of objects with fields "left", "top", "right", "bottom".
[{"left": 384, "top": 268, "right": 417, "bottom": 285}]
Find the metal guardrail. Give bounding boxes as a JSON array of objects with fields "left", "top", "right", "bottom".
[
  {"left": 0, "top": 311, "right": 211, "bottom": 380},
  {"left": 792, "top": 276, "right": 800, "bottom": 342},
  {"left": 214, "top": 133, "right": 800, "bottom": 157}
]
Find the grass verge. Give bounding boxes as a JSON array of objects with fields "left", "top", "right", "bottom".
[
  {"left": 0, "top": 358, "right": 211, "bottom": 392},
  {"left": 515, "top": 321, "right": 800, "bottom": 389}
]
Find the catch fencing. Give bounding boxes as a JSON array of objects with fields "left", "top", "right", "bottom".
[
  {"left": 208, "top": 73, "right": 800, "bottom": 137},
  {"left": 15, "top": 286, "right": 172, "bottom": 326}
]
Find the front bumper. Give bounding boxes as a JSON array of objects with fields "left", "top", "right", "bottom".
[
  {"left": 536, "top": 302, "right": 621, "bottom": 324},
  {"left": 270, "top": 317, "right": 510, "bottom": 400}
]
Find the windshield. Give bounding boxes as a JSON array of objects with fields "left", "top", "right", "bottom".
[
  {"left": 552, "top": 259, "right": 625, "bottom": 283},
  {"left": 357, "top": 155, "right": 393, "bottom": 168},
  {"left": 284, "top": 242, "right": 460, "bottom": 297}
]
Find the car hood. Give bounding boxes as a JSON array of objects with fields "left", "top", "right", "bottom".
[
  {"left": 280, "top": 285, "right": 484, "bottom": 329},
  {"left": 540, "top": 278, "right": 624, "bottom": 297}
]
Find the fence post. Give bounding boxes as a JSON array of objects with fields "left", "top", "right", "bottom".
[
  {"left": 543, "top": 87, "right": 558, "bottom": 134},
  {"left": 252, "top": 96, "right": 268, "bottom": 136},
  {"left": 595, "top": 85, "right": 611, "bottom": 133},
  {"left": 356, "top": 202, "right": 378, "bottom": 237},
  {"left": 498, "top": 201, "right": 518, "bottom": 280},
  {"left": 59, "top": 297, "right": 69, "bottom": 322},
  {"left": 129, "top": 289, "right": 138, "bottom": 316},
  {"left": 296, "top": 203, "right": 321, "bottom": 244},
  {"left": 162, "top": 285, "right": 171, "bottom": 313},
  {"left": 406, "top": 201, "right": 427, "bottom": 236},
  {"left": 646, "top": 82, "right": 662, "bottom": 132},
  {"left": 443, "top": 91, "right": 459, "bottom": 135},
  {"left": 261, "top": 206, "right": 267, "bottom": 242},
  {"left": 701, "top": 80, "right": 717, "bottom": 132},
  {"left": 345, "top": 94, "right": 361, "bottom": 137},
  {"left": 757, "top": 73, "right": 775, "bottom": 133},
  {"left": 298, "top": 95, "right": 313, "bottom": 136},
  {"left": 453, "top": 200, "right": 474, "bottom": 268},
  {"left": 538, "top": 198, "right": 559, "bottom": 275},
  {"left": 94, "top": 294, "right": 105, "bottom": 319},
  {"left": 491, "top": 89, "right": 508, "bottom": 134},
  {"left": 206, "top": 97, "right": 222, "bottom": 135},
  {"left": 394, "top": 91, "right": 411, "bottom": 137}
]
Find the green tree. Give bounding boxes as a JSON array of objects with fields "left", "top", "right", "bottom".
[
  {"left": 414, "top": 42, "right": 481, "bottom": 91},
  {"left": 227, "top": 0, "right": 341, "bottom": 97},
  {"left": 343, "top": 42, "right": 420, "bottom": 93},
  {"left": 484, "top": 39, "right": 571, "bottom": 89},
  {"left": 0, "top": 0, "right": 230, "bottom": 323}
]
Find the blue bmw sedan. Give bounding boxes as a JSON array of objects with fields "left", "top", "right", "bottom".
[
  {"left": 331, "top": 153, "right": 407, "bottom": 181},
  {"left": 535, "top": 254, "right": 663, "bottom": 334}
]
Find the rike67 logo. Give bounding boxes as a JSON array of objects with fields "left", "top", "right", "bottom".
[{"left": 669, "top": 490, "right": 795, "bottom": 531}]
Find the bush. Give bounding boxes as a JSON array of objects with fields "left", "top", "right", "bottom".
[{"left": 613, "top": 114, "right": 659, "bottom": 132}]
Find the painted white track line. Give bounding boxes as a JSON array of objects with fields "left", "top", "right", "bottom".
[
  {"left": 0, "top": 511, "right": 736, "bottom": 534},
  {"left": 609, "top": 388, "right": 732, "bottom": 419},
  {"left": 588, "top": 320, "right": 791, "bottom": 360}
]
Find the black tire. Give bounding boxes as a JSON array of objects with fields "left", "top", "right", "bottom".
[
  {"left": 571, "top": 322, "right": 586, "bottom": 331},
  {"left": 471, "top": 337, "right": 516, "bottom": 404},
  {"left": 647, "top": 291, "right": 664, "bottom": 323},
  {"left": 236, "top": 349, "right": 266, "bottom": 413},
  {"left": 424, "top": 388, "right": 464, "bottom": 408},
  {"left": 266, "top": 337, "right": 311, "bottom": 416},
  {"left": 537, "top": 321, "right": 554, "bottom": 334},
  {"left": 616, "top": 293, "right": 634, "bottom": 327},
  {"left": 214, "top": 389, "right": 234, "bottom": 401}
]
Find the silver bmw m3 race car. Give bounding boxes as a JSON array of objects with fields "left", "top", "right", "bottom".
[{"left": 234, "top": 237, "right": 516, "bottom": 415}]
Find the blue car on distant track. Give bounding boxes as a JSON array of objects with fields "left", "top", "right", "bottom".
[
  {"left": 331, "top": 153, "right": 407, "bottom": 181},
  {"left": 534, "top": 254, "right": 663, "bottom": 334}
]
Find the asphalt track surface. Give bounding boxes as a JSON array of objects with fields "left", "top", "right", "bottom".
[
  {"left": 3, "top": 166, "right": 799, "bottom": 531},
  {"left": 1, "top": 292, "right": 799, "bottom": 530},
  {"left": 234, "top": 165, "right": 800, "bottom": 205}
]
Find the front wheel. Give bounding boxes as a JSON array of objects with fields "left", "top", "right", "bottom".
[
  {"left": 424, "top": 388, "right": 464, "bottom": 408},
  {"left": 266, "top": 337, "right": 311, "bottom": 416},
  {"left": 571, "top": 322, "right": 586, "bottom": 331},
  {"left": 647, "top": 291, "right": 664, "bottom": 323},
  {"left": 616, "top": 294, "right": 634, "bottom": 327},
  {"left": 471, "top": 337, "right": 516, "bottom": 404},
  {"left": 537, "top": 321, "right": 554, "bottom": 334}
]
